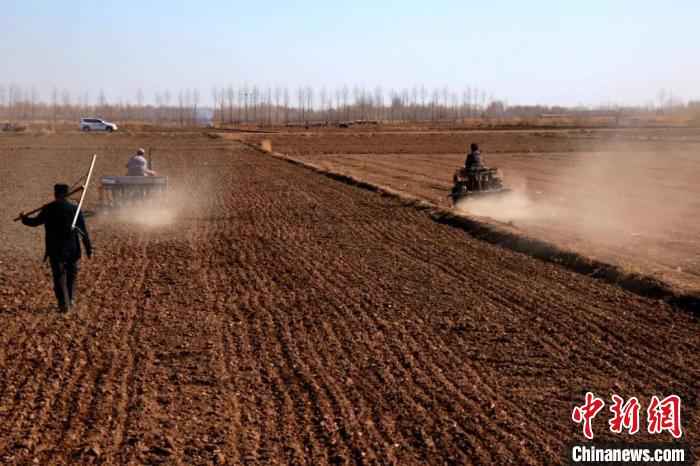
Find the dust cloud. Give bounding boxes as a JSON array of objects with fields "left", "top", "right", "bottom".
[
  {"left": 455, "top": 146, "right": 698, "bottom": 251},
  {"left": 100, "top": 185, "right": 209, "bottom": 228},
  {"left": 109, "top": 201, "right": 178, "bottom": 227}
]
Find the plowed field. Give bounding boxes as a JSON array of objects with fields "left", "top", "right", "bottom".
[
  {"left": 0, "top": 132, "right": 698, "bottom": 465},
  {"left": 253, "top": 130, "right": 700, "bottom": 293}
]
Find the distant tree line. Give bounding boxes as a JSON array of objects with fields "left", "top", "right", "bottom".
[
  {"left": 0, "top": 83, "right": 695, "bottom": 126},
  {"left": 209, "top": 84, "right": 504, "bottom": 125},
  {"left": 0, "top": 84, "right": 205, "bottom": 126}
]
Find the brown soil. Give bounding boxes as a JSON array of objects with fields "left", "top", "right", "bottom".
[
  {"left": 250, "top": 129, "right": 700, "bottom": 294},
  {"left": 0, "top": 132, "right": 698, "bottom": 465}
]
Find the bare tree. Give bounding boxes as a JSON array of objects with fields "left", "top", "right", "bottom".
[
  {"left": 283, "top": 87, "right": 290, "bottom": 124},
  {"left": 266, "top": 87, "right": 272, "bottom": 125},
  {"left": 374, "top": 86, "right": 384, "bottom": 121},
  {"left": 0, "top": 85, "right": 6, "bottom": 121},
  {"left": 657, "top": 89, "right": 667, "bottom": 111},
  {"left": 297, "top": 86, "right": 305, "bottom": 122},
  {"left": 163, "top": 90, "right": 172, "bottom": 123},
  {"left": 320, "top": 86, "right": 328, "bottom": 122},
  {"left": 389, "top": 90, "right": 400, "bottom": 122},
  {"left": 399, "top": 88, "right": 408, "bottom": 121},
  {"left": 305, "top": 86, "right": 314, "bottom": 122},
  {"left": 216, "top": 87, "right": 225, "bottom": 125},
  {"left": 341, "top": 85, "right": 349, "bottom": 121},
  {"left": 430, "top": 88, "right": 439, "bottom": 121},
  {"left": 242, "top": 84, "right": 250, "bottom": 123},
  {"left": 441, "top": 86, "right": 449, "bottom": 120},
  {"left": 226, "top": 86, "right": 234, "bottom": 123},
  {"left": 177, "top": 90, "right": 184, "bottom": 126},
  {"left": 211, "top": 87, "right": 219, "bottom": 123},
  {"left": 334, "top": 88, "right": 342, "bottom": 122},
  {"left": 136, "top": 88, "right": 145, "bottom": 121},
  {"left": 29, "top": 87, "right": 38, "bottom": 121},
  {"left": 417, "top": 85, "right": 425, "bottom": 120},
  {"left": 61, "top": 89, "right": 71, "bottom": 121},
  {"left": 183, "top": 89, "right": 191, "bottom": 124},
  {"left": 82, "top": 91, "right": 90, "bottom": 117},
  {"left": 450, "top": 92, "right": 459, "bottom": 122},
  {"left": 8, "top": 84, "right": 18, "bottom": 122},
  {"left": 193, "top": 88, "right": 200, "bottom": 125},
  {"left": 51, "top": 87, "right": 59, "bottom": 126},
  {"left": 251, "top": 85, "right": 259, "bottom": 123},
  {"left": 154, "top": 92, "right": 162, "bottom": 123},
  {"left": 411, "top": 86, "right": 419, "bottom": 121},
  {"left": 98, "top": 89, "right": 107, "bottom": 107},
  {"left": 274, "top": 86, "right": 282, "bottom": 124},
  {"left": 352, "top": 86, "right": 362, "bottom": 120}
]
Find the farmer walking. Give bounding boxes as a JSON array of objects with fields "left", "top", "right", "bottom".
[{"left": 20, "top": 184, "right": 92, "bottom": 313}]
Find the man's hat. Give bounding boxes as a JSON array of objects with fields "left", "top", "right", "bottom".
[{"left": 54, "top": 183, "right": 69, "bottom": 197}]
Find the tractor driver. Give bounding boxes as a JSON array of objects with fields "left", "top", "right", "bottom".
[
  {"left": 464, "top": 143, "right": 485, "bottom": 190},
  {"left": 126, "top": 148, "right": 157, "bottom": 176},
  {"left": 465, "top": 143, "right": 484, "bottom": 171}
]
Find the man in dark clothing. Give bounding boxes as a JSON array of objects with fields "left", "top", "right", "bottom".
[
  {"left": 464, "top": 143, "right": 485, "bottom": 190},
  {"left": 465, "top": 142, "right": 483, "bottom": 170},
  {"left": 20, "top": 184, "right": 92, "bottom": 312}
]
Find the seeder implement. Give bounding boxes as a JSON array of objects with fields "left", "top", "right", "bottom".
[
  {"left": 97, "top": 147, "right": 168, "bottom": 209},
  {"left": 98, "top": 175, "right": 168, "bottom": 208},
  {"left": 448, "top": 166, "right": 511, "bottom": 205}
]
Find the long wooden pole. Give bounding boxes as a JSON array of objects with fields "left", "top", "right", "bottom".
[{"left": 13, "top": 186, "right": 84, "bottom": 221}]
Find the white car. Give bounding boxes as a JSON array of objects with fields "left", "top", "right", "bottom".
[{"left": 80, "top": 117, "right": 118, "bottom": 132}]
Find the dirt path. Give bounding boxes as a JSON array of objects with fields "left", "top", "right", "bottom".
[{"left": 0, "top": 135, "right": 698, "bottom": 464}]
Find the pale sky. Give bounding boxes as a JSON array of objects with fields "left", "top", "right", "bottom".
[{"left": 1, "top": 0, "right": 698, "bottom": 106}]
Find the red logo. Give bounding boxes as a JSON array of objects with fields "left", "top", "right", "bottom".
[
  {"left": 647, "top": 395, "right": 683, "bottom": 439},
  {"left": 572, "top": 392, "right": 606, "bottom": 440},
  {"left": 608, "top": 395, "right": 640, "bottom": 435},
  {"left": 573, "top": 393, "right": 683, "bottom": 440}
]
